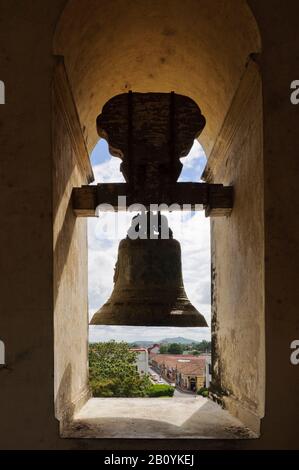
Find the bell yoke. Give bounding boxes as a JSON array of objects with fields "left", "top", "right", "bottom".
[{"left": 88, "top": 91, "right": 232, "bottom": 327}]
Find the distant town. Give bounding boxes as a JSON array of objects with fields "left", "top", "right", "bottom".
[{"left": 89, "top": 337, "right": 211, "bottom": 398}]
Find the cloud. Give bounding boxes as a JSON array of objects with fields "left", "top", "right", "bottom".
[
  {"left": 88, "top": 140, "right": 211, "bottom": 343},
  {"left": 179, "top": 139, "right": 207, "bottom": 182},
  {"left": 92, "top": 158, "right": 125, "bottom": 184},
  {"left": 89, "top": 325, "right": 211, "bottom": 343},
  {"left": 180, "top": 139, "right": 206, "bottom": 169}
]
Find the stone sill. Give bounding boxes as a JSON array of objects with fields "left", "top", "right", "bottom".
[{"left": 61, "top": 396, "right": 258, "bottom": 439}]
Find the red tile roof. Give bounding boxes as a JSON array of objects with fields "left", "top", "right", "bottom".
[
  {"left": 176, "top": 360, "right": 205, "bottom": 375},
  {"left": 148, "top": 344, "right": 160, "bottom": 353},
  {"left": 152, "top": 354, "right": 206, "bottom": 376}
]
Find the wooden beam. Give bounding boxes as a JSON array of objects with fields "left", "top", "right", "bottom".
[
  {"left": 72, "top": 182, "right": 233, "bottom": 217},
  {"left": 205, "top": 185, "right": 234, "bottom": 217}
]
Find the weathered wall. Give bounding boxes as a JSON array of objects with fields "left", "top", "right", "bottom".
[
  {"left": 250, "top": 0, "right": 299, "bottom": 447},
  {"left": 0, "top": 0, "right": 298, "bottom": 450},
  {"left": 53, "top": 59, "right": 92, "bottom": 423},
  {"left": 0, "top": 0, "right": 67, "bottom": 449},
  {"left": 205, "top": 61, "right": 264, "bottom": 434}
]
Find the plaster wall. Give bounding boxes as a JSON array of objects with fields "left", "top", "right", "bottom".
[
  {"left": 53, "top": 60, "right": 92, "bottom": 422},
  {"left": 205, "top": 62, "right": 264, "bottom": 434},
  {"left": 0, "top": 0, "right": 66, "bottom": 448}
]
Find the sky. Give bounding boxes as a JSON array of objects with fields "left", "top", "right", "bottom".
[{"left": 88, "top": 139, "right": 211, "bottom": 343}]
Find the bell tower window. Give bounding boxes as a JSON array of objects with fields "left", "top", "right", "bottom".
[{"left": 53, "top": 0, "right": 263, "bottom": 440}]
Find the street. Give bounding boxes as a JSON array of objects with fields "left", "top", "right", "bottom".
[{"left": 148, "top": 366, "right": 194, "bottom": 397}]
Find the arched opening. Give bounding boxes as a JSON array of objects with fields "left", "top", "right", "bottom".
[
  {"left": 88, "top": 137, "right": 211, "bottom": 396},
  {"left": 53, "top": 0, "right": 263, "bottom": 438}
]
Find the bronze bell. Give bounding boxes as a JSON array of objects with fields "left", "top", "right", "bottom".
[{"left": 90, "top": 214, "right": 207, "bottom": 327}]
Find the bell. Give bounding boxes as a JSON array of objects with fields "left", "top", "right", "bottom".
[{"left": 90, "top": 216, "right": 208, "bottom": 327}]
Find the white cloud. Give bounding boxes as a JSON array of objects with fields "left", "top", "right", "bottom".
[
  {"left": 88, "top": 211, "right": 211, "bottom": 342},
  {"left": 180, "top": 139, "right": 206, "bottom": 169},
  {"left": 92, "top": 156, "right": 125, "bottom": 184},
  {"left": 89, "top": 325, "right": 211, "bottom": 343}
]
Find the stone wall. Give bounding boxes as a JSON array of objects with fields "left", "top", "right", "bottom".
[
  {"left": 53, "top": 59, "right": 93, "bottom": 424},
  {"left": 205, "top": 61, "right": 264, "bottom": 434}
]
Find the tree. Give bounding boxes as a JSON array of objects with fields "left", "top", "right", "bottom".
[
  {"left": 159, "top": 344, "right": 169, "bottom": 354},
  {"left": 199, "top": 340, "right": 211, "bottom": 353},
  {"left": 167, "top": 343, "right": 184, "bottom": 354},
  {"left": 192, "top": 340, "right": 211, "bottom": 353},
  {"left": 89, "top": 341, "right": 150, "bottom": 397}
]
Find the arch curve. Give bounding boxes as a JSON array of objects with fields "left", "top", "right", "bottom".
[
  {"left": 54, "top": 0, "right": 261, "bottom": 155},
  {"left": 53, "top": 0, "right": 265, "bottom": 437}
]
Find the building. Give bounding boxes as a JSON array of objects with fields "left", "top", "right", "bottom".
[
  {"left": 147, "top": 344, "right": 160, "bottom": 364},
  {"left": 176, "top": 359, "right": 206, "bottom": 392},
  {"left": 130, "top": 348, "right": 149, "bottom": 375},
  {"left": 151, "top": 354, "right": 207, "bottom": 392},
  {"left": 151, "top": 354, "right": 179, "bottom": 382}
]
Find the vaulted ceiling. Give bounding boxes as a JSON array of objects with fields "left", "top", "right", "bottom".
[{"left": 54, "top": 0, "right": 260, "bottom": 156}]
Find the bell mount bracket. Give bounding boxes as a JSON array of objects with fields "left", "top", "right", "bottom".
[{"left": 72, "top": 92, "right": 233, "bottom": 217}]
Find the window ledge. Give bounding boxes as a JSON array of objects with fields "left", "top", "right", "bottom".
[{"left": 60, "top": 396, "right": 258, "bottom": 439}]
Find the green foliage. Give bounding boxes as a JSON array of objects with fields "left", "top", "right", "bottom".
[
  {"left": 159, "top": 340, "right": 211, "bottom": 355},
  {"left": 89, "top": 341, "right": 151, "bottom": 397},
  {"left": 167, "top": 343, "right": 184, "bottom": 354},
  {"left": 191, "top": 340, "right": 211, "bottom": 353},
  {"left": 159, "top": 344, "right": 169, "bottom": 354},
  {"left": 197, "top": 387, "right": 209, "bottom": 397},
  {"left": 145, "top": 384, "right": 175, "bottom": 397},
  {"left": 89, "top": 377, "right": 115, "bottom": 397}
]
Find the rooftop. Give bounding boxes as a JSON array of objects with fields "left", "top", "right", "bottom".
[{"left": 153, "top": 354, "right": 206, "bottom": 375}]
